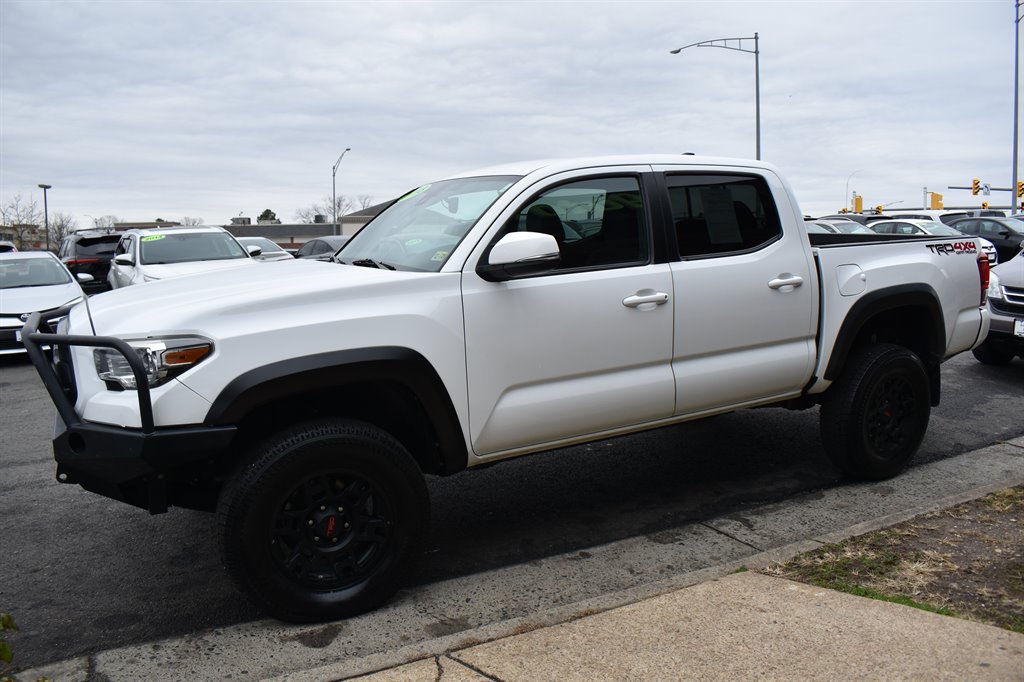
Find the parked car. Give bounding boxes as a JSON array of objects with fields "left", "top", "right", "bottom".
[
  {"left": 818, "top": 213, "right": 893, "bottom": 226},
  {"left": 887, "top": 210, "right": 971, "bottom": 226},
  {"left": 0, "top": 251, "right": 89, "bottom": 355},
  {"left": 869, "top": 219, "right": 998, "bottom": 265},
  {"left": 973, "top": 246, "right": 1024, "bottom": 365},
  {"left": 816, "top": 220, "right": 876, "bottom": 235},
  {"left": 0, "top": 241, "right": 16, "bottom": 253},
  {"left": 57, "top": 230, "right": 121, "bottom": 293},
  {"left": 108, "top": 225, "right": 256, "bottom": 289},
  {"left": 948, "top": 216, "right": 1024, "bottom": 264},
  {"left": 293, "top": 235, "right": 350, "bottom": 261},
  {"left": 237, "top": 237, "right": 295, "bottom": 262}
]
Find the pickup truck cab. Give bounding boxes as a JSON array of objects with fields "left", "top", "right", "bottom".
[{"left": 24, "top": 155, "right": 990, "bottom": 622}]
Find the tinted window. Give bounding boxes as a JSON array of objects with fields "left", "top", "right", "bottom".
[
  {"left": 667, "top": 174, "right": 782, "bottom": 257},
  {"left": 74, "top": 236, "right": 119, "bottom": 257},
  {"left": 504, "top": 176, "right": 648, "bottom": 269}
]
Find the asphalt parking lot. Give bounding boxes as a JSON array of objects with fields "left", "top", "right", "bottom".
[{"left": 1, "top": 351, "right": 1022, "bottom": 674}]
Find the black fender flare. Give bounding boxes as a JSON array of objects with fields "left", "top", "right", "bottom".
[
  {"left": 823, "top": 284, "right": 946, "bottom": 386},
  {"left": 204, "top": 347, "right": 467, "bottom": 475}
]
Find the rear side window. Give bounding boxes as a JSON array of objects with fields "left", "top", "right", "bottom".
[{"left": 666, "top": 174, "right": 782, "bottom": 258}]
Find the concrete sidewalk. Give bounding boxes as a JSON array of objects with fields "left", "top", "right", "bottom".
[{"left": 351, "top": 571, "right": 1023, "bottom": 682}]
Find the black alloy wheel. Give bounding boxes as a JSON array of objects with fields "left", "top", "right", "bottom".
[{"left": 218, "top": 419, "right": 429, "bottom": 623}]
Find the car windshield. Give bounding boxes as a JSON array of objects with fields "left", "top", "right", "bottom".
[
  {"left": 140, "top": 232, "right": 248, "bottom": 264},
  {"left": 0, "top": 257, "right": 72, "bottom": 289},
  {"left": 340, "top": 175, "right": 520, "bottom": 271},
  {"left": 926, "top": 224, "right": 963, "bottom": 236},
  {"left": 242, "top": 237, "right": 285, "bottom": 253},
  {"left": 829, "top": 222, "right": 874, "bottom": 234},
  {"left": 1003, "top": 218, "right": 1024, "bottom": 233}
]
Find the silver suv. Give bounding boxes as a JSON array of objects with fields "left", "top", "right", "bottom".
[{"left": 973, "top": 246, "right": 1024, "bottom": 365}]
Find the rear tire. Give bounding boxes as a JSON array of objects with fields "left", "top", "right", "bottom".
[
  {"left": 217, "top": 418, "right": 429, "bottom": 623},
  {"left": 971, "top": 341, "right": 1015, "bottom": 366},
  {"left": 820, "top": 344, "right": 930, "bottom": 480}
]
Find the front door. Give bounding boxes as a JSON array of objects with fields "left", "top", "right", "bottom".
[{"left": 462, "top": 172, "right": 676, "bottom": 457}]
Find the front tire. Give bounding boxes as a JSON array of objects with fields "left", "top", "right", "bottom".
[
  {"left": 820, "top": 344, "right": 931, "bottom": 480},
  {"left": 217, "top": 418, "right": 429, "bottom": 623}
]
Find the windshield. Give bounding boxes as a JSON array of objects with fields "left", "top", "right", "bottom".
[
  {"left": 926, "top": 224, "right": 963, "bottom": 236},
  {"left": 0, "top": 257, "right": 72, "bottom": 289},
  {"left": 340, "top": 175, "right": 520, "bottom": 271},
  {"left": 140, "top": 232, "right": 248, "bottom": 265},
  {"left": 242, "top": 237, "right": 285, "bottom": 253}
]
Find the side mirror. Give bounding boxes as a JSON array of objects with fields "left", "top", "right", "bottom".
[
  {"left": 76, "top": 272, "right": 95, "bottom": 283},
  {"left": 113, "top": 254, "right": 133, "bottom": 266},
  {"left": 477, "top": 232, "right": 560, "bottom": 282},
  {"left": 246, "top": 245, "right": 263, "bottom": 257}
]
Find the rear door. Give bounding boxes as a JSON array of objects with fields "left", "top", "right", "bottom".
[{"left": 656, "top": 168, "right": 817, "bottom": 414}]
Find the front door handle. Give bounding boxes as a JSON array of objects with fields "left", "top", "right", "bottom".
[
  {"left": 622, "top": 290, "right": 669, "bottom": 308},
  {"left": 768, "top": 274, "right": 804, "bottom": 290}
]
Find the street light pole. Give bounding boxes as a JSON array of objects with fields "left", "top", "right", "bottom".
[
  {"left": 670, "top": 33, "right": 761, "bottom": 160},
  {"left": 38, "top": 183, "right": 52, "bottom": 251},
  {"left": 332, "top": 148, "right": 351, "bottom": 237},
  {"left": 1013, "top": 1, "right": 1021, "bottom": 211},
  {"left": 845, "top": 170, "right": 862, "bottom": 211}
]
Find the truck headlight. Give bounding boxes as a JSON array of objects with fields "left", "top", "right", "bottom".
[{"left": 94, "top": 336, "right": 213, "bottom": 390}]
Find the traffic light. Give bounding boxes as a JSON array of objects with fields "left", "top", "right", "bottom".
[
  {"left": 875, "top": 205, "right": 883, "bottom": 215},
  {"left": 1018, "top": 181, "right": 1023, "bottom": 198},
  {"left": 972, "top": 178, "right": 980, "bottom": 195},
  {"left": 981, "top": 201, "right": 989, "bottom": 209},
  {"left": 930, "top": 192, "right": 943, "bottom": 210},
  {"left": 854, "top": 195, "right": 863, "bottom": 213}
]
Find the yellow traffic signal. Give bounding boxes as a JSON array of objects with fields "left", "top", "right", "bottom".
[
  {"left": 981, "top": 201, "right": 989, "bottom": 209},
  {"left": 972, "top": 178, "right": 980, "bottom": 195},
  {"left": 854, "top": 195, "right": 863, "bottom": 213},
  {"left": 930, "top": 192, "right": 943, "bottom": 210},
  {"left": 1018, "top": 181, "right": 1024, "bottom": 198},
  {"left": 875, "top": 205, "right": 883, "bottom": 215}
]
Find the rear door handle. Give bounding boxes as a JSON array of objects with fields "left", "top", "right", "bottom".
[
  {"left": 622, "top": 290, "right": 669, "bottom": 308},
  {"left": 768, "top": 274, "right": 804, "bottom": 290}
]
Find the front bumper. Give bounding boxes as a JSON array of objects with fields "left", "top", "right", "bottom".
[{"left": 22, "top": 308, "right": 237, "bottom": 513}]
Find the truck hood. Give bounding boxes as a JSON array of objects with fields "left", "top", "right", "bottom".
[{"left": 84, "top": 259, "right": 427, "bottom": 336}]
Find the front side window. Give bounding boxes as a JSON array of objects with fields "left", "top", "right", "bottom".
[
  {"left": 667, "top": 174, "right": 782, "bottom": 258},
  {"left": 502, "top": 176, "right": 648, "bottom": 269},
  {"left": 341, "top": 175, "right": 519, "bottom": 272}
]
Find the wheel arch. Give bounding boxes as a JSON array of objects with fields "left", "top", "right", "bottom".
[
  {"left": 205, "top": 347, "right": 467, "bottom": 476},
  {"left": 823, "top": 284, "right": 946, "bottom": 404}
]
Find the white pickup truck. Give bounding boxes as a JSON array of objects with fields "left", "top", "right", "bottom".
[{"left": 24, "top": 155, "right": 991, "bottom": 622}]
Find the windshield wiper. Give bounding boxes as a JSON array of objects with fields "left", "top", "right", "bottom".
[{"left": 350, "top": 258, "right": 396, "bottom": 271}]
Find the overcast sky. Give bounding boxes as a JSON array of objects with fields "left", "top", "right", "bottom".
[{"left": 1, "top": 0, "right": 1020, "bottom": 229}]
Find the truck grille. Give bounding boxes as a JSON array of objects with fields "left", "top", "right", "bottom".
[{"left": 992, "top": 285, "right": 1024, "bottom": 315}]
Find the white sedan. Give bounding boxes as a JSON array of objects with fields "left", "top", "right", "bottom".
[{"left": 0, "top": 251, "right": 89, "bottom": 355}]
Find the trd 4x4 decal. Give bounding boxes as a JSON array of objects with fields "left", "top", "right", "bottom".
[{"left": 926, "top": 241, "right": 977, "bottom": 256}]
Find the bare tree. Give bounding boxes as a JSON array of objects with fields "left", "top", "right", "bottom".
[
  {"left": 93, "top": 215, "right": 123, "bottom": 229},
  {"left": 179, "top": 216, "right": 203, "bottom": 226},
  {"left": 294, "top": 195, "right": 364, "bottom": 223},
  {"left": 0, "top": 194, "right": 43, "bottom": 249},
  {"left": 357, "top": 195, "right": 374, "bottom": 211},
  {"left": 48, "top": 211, "right": 78, "bottom": 246}
]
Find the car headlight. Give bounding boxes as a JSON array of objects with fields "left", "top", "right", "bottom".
[
  {"left": 94, "top": 336, "right": 213, "bottom": 389},
  {"left": 986, "top": 271, "right": 1002, "bottom": 301}
]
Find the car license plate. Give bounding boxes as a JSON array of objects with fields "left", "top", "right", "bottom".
[{"left": 1015, "top": 319, "right": 1024, "bottom": 338}]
